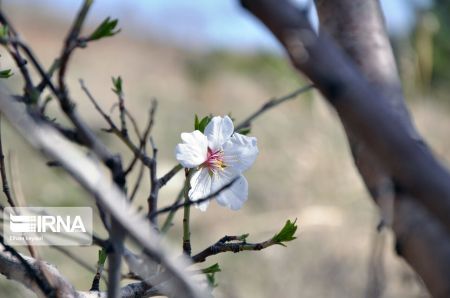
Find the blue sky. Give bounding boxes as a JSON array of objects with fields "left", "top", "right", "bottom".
[{"left": 9, "top": 0, "right": 433, "bottom": 52}]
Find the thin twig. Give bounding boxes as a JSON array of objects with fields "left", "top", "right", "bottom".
[
  {"left": 58, "top": 0, "right": 92, "bottom": 108},
  {"left": 125, "top": 101, "right": 157, "bottom": 175},
  {"left": 151, "top": 176, "right": 239, "bottom": 218},
  {"left": 157, "top": 164, "right": 183, "bottom": 188},
  {"left": 182, "top": 170, "right": 192, "bottom": 256},
  {"left": 191, "top": 234, "right": 280, "bottom": 263},
  {"left": 117, "top": 88, "right": 128, "bottom": 138},
  {"left": 80, "top": 79, "right": 153, "bottom": 167},
  {"left": 148, "top": 137, "right": 159, "bottom": 226},
  {"left": 234, "top": 84, "right": 314, "bottom": 132},
  {"left": 160, "top": 188, "right": 184, "bottom": 234},
  {"left": 0, "top": 11, "right": 35, "bottom": 97},
  {"left": 0, "top": 115, "right": 14, "bottom": 208},
  {"left": 129, "top": 161, "right": 145, "bottom": 202}
]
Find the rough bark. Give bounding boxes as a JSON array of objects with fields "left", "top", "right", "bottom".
[{"left": 241, "top": 0, "right": 450, "bottom": 296}]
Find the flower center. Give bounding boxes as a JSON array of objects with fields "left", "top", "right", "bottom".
[{"left": 203, "top": 148, "right": 226, "bottom": 173}]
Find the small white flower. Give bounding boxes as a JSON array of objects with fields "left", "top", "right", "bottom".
[{"left": 175, "top": 116, "right": 258, "bottom": 211}]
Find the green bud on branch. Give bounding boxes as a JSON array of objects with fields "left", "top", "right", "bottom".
[
  {"left": 88, "top": 17, "right": 120, "bottom": 41},
  {"left": 271, "top": 218, "right": 298, "bottom": 246}
]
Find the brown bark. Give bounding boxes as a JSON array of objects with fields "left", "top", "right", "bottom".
[{"left": 241, "top": 0, "right": 450, "bottom": 296}]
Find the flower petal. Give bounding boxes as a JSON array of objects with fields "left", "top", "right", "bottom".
[
  {"left": 214, "top": 174, "right": 248, "bottom": 211},
  {"left": 204, "top": 116, "right": 234, "bottom": 151},
  {"left": 175, "top": 130, "right": 208, "bottom": 168},
  {"left": 188, "top": 168, "right": 212, "bottom": 211},
  {"left": 222, "top": 133, "right": 258, "bottom": 173}
]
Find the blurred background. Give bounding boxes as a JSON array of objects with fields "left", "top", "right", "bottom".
[{"left": 0, "top": 0, "right": 449, "bottom": 297}]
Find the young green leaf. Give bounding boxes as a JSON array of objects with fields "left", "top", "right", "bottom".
[
  {"left": 194, "top": 114, "right": 200, "bottom": 130},
  {"left": 198, "top": 116, "right": 211, "bottom": 133},
  {"left": 0, "top": 25, "right": 9, "bottom": 39},
  {"left": 235, "top": 126, "right": 251, "bottom": 135},
  {"left": 206, "top": 272, "right": 218, "bottom": 288},
  {"left": 201, "top": 263, "right": 221, "bottom": 274},
  {"left": 97, "top": 248, "right": 108, "bottom": 266},
  {"left": 111, "top": 76, "right": 122, "bottom": 95},
  {"left": 193, "top": 114, "right": 212, "bottom": 133},
  {"left": 88, "top": 17, "right": 121, "bottom": 41},
  {"left": 0, "top": 69, "right": 13, "bottom": 79},
  {"left": 272, "top": 218, "right": 298, "bottom": 246}
]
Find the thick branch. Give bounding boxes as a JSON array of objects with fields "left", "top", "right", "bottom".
[
  {"left": 314, "top": 1, "right": 450, "bottom": 297},
  {"left": 241, "top": 1, "right": 450, "bottom": 296}
]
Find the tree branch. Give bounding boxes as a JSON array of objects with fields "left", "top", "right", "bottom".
[
  {"left": 234, "top": 83, "right": 314, "bottom": 132},
  {"left": 240, "top": 0, "right": 450, "bottom": 296},
  {"left": 0, "top": 83, "right": 207, "bottom": 298},
  {"left": 192, "top": 234, "right": 277, "bottom": 263}
]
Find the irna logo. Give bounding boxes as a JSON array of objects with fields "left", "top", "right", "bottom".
[
  {"left": 9, "top": 214, "right": 87, "bottom": 233},
  {"left": 4, "top": 207, "right": 92, "bottom": 246}
]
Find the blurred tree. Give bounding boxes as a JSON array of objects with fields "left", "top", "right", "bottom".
[{"left": 429, "top": 0, "right": 450, "bottom": 87}]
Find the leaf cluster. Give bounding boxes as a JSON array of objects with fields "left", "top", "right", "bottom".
[{"left": 272, "top": 219, "right": 298, "bottom": 246}]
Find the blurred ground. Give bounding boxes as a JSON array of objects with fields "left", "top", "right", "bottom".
[{"left": 0, "top": 3, "right": 448, "bottom": 298}]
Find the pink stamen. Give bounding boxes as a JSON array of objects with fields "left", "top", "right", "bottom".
[{"left": 204, "top": 148, "right": 225, "bottom": 172}]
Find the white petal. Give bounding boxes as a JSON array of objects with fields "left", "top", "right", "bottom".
[
  {"left": 222, "top": 133, "right": 258, "bottom": 173},
  {"left": 214, "top": 175, "right": 248, "bottom": 211},
  {"left": 175, "top": 130, "right": 208, "bottom": 168},
  {"left": 204, "top": 116, "right": 234, "bottom": 151},
  {"left": 188, "top": 168, "right": 212, "bottom": 211}
]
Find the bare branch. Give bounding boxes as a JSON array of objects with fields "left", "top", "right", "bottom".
[
  {"left": 80, "top": 79, "right": 153, "bottom": 168},
  {"left": 234, "top": 83, "right": 314, "bottom": 132},
  {"left": 0, "top": 115, "right": 14, "bottom": 209},
  {"left": 192, "top": 234, "right": 279, "bottom": 263},
  {"left": 241, "top": 0, "right": 450, "bottom": 296},
  {"left": 0, "top": 247, "right": 164, "bottom": 298},
  {"left": 151, "top": 176, "right": 239, "bottom": 219},
  {"left": 0, "top": 83, "right": 207, "bottom": 298},
  {"left": 157, "top": 164, "right": 183, "bottom": 188},
  {"left": 0, "top": 236, "right": 55, "bottom": 297}
]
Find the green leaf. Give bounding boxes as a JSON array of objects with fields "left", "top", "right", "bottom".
[
  {"left": 198, "top": 116, "right": 211, "bottom": 133},
  {"left": 0, "top": 69, "right": 13, "bottom": 79},
  {"left": 111, "top": 76, "right": 122, "bottom": 95},
  {"left": 0, "top": 25, "right": 9, "bottom": 39},
  {"left": 88, "top": 17, "right": 121, "bottom": 41},
  {"left": 235, "top": 126, "right": 251, "bottom": 135},
  {"left": 206, "top": 272, "right": 218, "bottom": 288},
  {"left": 272, "top": 219, "right": 298, "bottom": 246},
  {"left": 97, "top": 248, "right": 107, "bottom": 266},
  {"left": 201, "top": 263, "right": 221, "bottom": 274},
  {"left": 194, "top": 115, "right": 211, "bottom": 133},
  {"left": 194, "top": 114, "right": 200, "bottom": 130}
]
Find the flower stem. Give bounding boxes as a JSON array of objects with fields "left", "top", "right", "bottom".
[
  {"left": 160, "top": 187, "right": 184, "bottom": 234},
  {"left": 182, "top": 169, "right": 192, "bottom": 256}
]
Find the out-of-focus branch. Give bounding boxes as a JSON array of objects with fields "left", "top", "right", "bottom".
[
  {"left": 234, "top": 83, "right": 314, "bottom": 132},
  {"left": 314, "top": 1, "right": 450, "bottom": 297},
  {"left": 80, "top": 79, "right": 153, "bottom": 167},
  {"left": 0, "top": 247, "right": 165, "bottom": 298},
  {"left": 151, "top": 176, "right": 239, "bottom": 219},
  {"left": 0, "top": 84, "right": 206, "bottom": 298},
  {"left": 0, "top": 238, "right": 56, "bottom": 297},
  {"left": 157, "top": 164, "right": 183, "bottom": 188},
  {"left": 0, "top": 115, "right": 13, "bottom": 209},
  {"left": 240, "top": 1, "right": 450, "bottom": 231},
  {"left": 240, "top": 0, "right": 450, "bottom": 296}
]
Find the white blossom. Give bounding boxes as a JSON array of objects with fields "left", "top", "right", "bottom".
[{"left": 175, "top": 116, "right": 258, "bottom": 211}]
